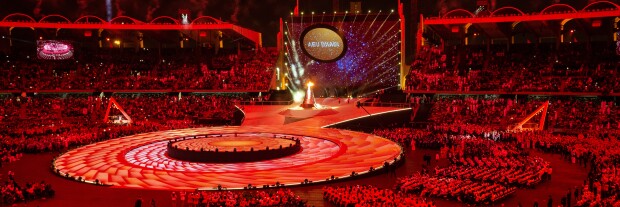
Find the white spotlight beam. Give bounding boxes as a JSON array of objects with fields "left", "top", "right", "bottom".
[
  {"left": 362, "top": 11, "right": 381, "bottom": 39},
  {"left": 370, "top": 12, "right": 393, "bottom": 40}
]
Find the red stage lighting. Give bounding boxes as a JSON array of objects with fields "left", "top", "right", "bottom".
[
  {"left": 592, "top": 20, "right": 601, "bottom": 28},
  {"left": 451, "top": 26, "right": 459, "bottom": 33}
]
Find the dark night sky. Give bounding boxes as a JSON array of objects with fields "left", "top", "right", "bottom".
[{"left": 0, "top": 0, "right": 613, "bottom": 46}]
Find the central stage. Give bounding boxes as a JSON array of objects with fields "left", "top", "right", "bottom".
[
  {"left": 170, "top": 135, "right": 298, "bottom": 152},
  {"left": 53, "top": 125, "right": 403, "bottom": 190}
]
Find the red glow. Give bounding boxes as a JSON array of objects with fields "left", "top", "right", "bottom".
[
  {"left": 37, "top": 40, "right": 74, "bottom": 60},
  {"left": 451, "top": 26, "right": 460, "bottom": 33},
  {"left": 0, "top": 14, "right": 261, "bottom": 47}
]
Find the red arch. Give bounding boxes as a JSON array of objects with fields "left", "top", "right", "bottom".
[
  {"left": 491, "top": 7, "right": 525, "bottom": 17},
  {"left": 540, "top": 4, "right": 577, "bottom": 15},
  {"left": 110, "top": 16, "right": 143, "bottom": 24},
  {"left": 150, "top": 16, "right": 179, "bottom": 24},
  {"left": 581, "top": 1, "right": 620, "bottom": 11},
  {"left": 74, "top": 15, "right": 106, "bottom": 24},
  {"left": 2, "top": 13, "right": 36, "bottom": 22},
  {"left": 191, "top": 16, "right": 223, "bottom": 25},
  {"left": 442, "top": 9, "right": 474, "bottom": 19},
  {"left": 39, "top": 14, "right": 71, "bottom": 23}
]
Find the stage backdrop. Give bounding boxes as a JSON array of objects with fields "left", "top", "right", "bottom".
[{"left": 285, "top": 14, "right": 400, "bottom": 95}]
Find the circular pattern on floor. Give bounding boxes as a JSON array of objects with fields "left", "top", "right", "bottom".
[
  {"left": 170, "top": 135, "right": 297, "bottom": 152},
  {"left": 53, "top": 126, "right": 403, "bottom": 190}
]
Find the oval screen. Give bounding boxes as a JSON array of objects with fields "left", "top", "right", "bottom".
[{"left": 300, "top": 24, "right": 347, "bottom": 63}]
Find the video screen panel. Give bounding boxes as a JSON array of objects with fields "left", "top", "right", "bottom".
[
  {"left": 285, "top": 15, "right": 400, "bottom": 94},
  {"left": 37, "top": 40, "right": 74, "bottom": 60}
]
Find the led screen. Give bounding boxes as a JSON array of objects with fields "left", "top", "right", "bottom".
[
  {"left": 285, "top": 15, "right": 400, "bottom": 94},
  {"left": 300, "top": 24, "right": 347, "bottom": 63},
  {"left": 37, "top": 40, "right": 74, "bottom": 60}
]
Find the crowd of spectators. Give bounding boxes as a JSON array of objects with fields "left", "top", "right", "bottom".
[
  {"left": 0, "top": 48, "right": 277, "bottom": 91},
  {"left": 0, "top": 93, "right": 242, "bottom": 166},
  {"left": 323, "top": 185, "right": 436, "bottom": 207},
  {"left": 395, "top": 174, "right": 516, "bottom": 204},
  {"left": 0, "top": 93, "right": 245, "bottom": 204},
  {"left": 171, "top": 189, "right": 307, "bottom": 207},
  {"left": 115, "top": 94, "right": 240, "bottom": 122},
  {"left": 506, "top": 131, "right": 620, "bottom": 206},
  {"left": 0, "top": 172, "right": 54, "bottom": 205},
  {"left": 414, "top": 96, "right": 620, "bottom": 131},
  {"left": 406, "top": 43, "right": 619, "bottom": 94},
  {"left": 375, "top": 125, "right": 552, "bottom": 205},
  {"left": 371, "top": 84, "right": 620, "bottom": 205}
]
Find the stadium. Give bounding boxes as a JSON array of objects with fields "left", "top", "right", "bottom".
[{"left": 0, "top": 0, "right": 619, "bottom": 206}]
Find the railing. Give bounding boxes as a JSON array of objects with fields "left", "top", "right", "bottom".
[
  {"left": 239, "top": 100, "right": 293, "bottom": 106},
  {"left": 404, "top": 90, "right": 615, "bottom": 96},
  {"left": 360, "top": 102, "right": 413, "bottom": 108}
]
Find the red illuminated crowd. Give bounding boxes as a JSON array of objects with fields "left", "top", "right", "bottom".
[
  {"left": 323, "top": 185, "right": 436, "bottom": 207},
  {"left": 423, "top": 96, "right": 620, "bottom": 131},
  {"left": 407, "top": 43, "right": 619, "bottom": 94},
  {"left": 169, "top": 189, "right": 307, "bottom": 207},
  {"left": 0, "top": 93, "right": 243, "bottom": 166},
  {"left": 375, "top": 125, "right": 549, "bottom": 205},
  {"left": 0, "top": 171, "right": 54, "bottom": 205},
  {"left": 0, "top": 49, "right": 276, "bottom": 91},
  {"left": 373, "top": 95, "right": 620, "bottom": 206}
]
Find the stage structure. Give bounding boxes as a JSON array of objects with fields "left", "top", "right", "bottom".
[
  {"left": 0, "top": 14, "right": 262, "bottom": 49},
  {"left": 53, "top": 126, "right": 403, "bottom": 190},
  {"left": 300, "top": 82, "right": 316, "bottom": 108},
  {"left": 512, "top": 101, "right": 549, "bottom": 131},
  {"left": 277, "top": 0, "right": 406, "bottom": 94},
  {"left": 103, "top": 97, "right": 133, "bottom": 125}
]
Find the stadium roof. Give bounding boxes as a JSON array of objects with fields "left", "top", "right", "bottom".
[
  {"left": 0, "top": 13, "right": 262, "bottom": 47},
  {"left": 423, "top": 1, "right": 620, "bottom": 40}
]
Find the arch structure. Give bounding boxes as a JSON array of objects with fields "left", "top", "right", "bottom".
[
  {"left": 491, "top": 7, "right": 525, "bottom": 17},
  {"left": 581, "top": 1, "right": 620, "bottom": 12},
  {"left": 150, "top": 16, "right": 179, "bottom": 25},
  {"left": 442, "top": 9, "right": 474, "bottom": 19},
  {"left": 39, "top": 14, "right": 71, "bottom": 23},
  {"left": 425, "top": 3, "right": 620, "bottom": 25},
  {"left": 2, "top": 13, "right": 36, "bottom": 22},
  {"left": 0, "top": 14, "right": 261, "bottom": 47},
  {"left": 74, "top": 15, "right": 106, "bottom": 24}
]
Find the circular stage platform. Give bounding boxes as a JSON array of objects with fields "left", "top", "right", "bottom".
[
  {"left": 171, "top": 135, "right": 298, "bottom": 152},
  {"left": 53, "top": 126, "right": 402, "bottom": 190},
  {"left": 167, "top": 135, "right": 302, "bottom": 163}
]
